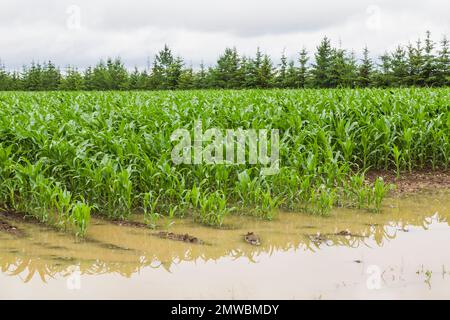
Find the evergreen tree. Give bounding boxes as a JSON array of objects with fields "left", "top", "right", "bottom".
[
  {"left": 436, "top": 36, "right": 450, "bottom": 86},
  {"left": 41, "top": 61, "right": 61, "bottom": 90},
  {"left": 178, "top": 67, "right": 195, "bottom": 89},
  {"left": 22, "top": 62, "right": 42, "bottom": 91},
  {"left": 106, "top": 58, "right": 129, "bottom": 90},
  {"left": 358, "top": 46, "right": 373, "bottom": 87},
  {"left": 60, "top": 66, "right": 84, "bottom": 90},
  {"left": 422, "top": 31, "right": 437, "bottom": 86},
  {"left": 390, "top": 46, "right": 408, "bottom": 86},
  {"left": 150, "top": 45, "right": 183, "bottom": 89},
  {"left": 311, "top": 37, "right": 333, "bottom": 87},
  {"left": 211, "top": 48, "right": 241, "bottom": 88},
  {"left": 285, "top": 60, "right": 298, "bottom": 88},
  {"left": 329, "top": 48, "right": 347, "bottom": 87},
  {"left": 276, "top": 50, "right": 288, "bottom": 88},
  {"left": 0, "top": 61, "right": 13, "bottom": 90},
  {"left": 406, "top": 40, "right": 424, "bottom": 86},
  {"left": 258, "top": 53, "right": 274, "bottom": 88},
  {"left": 297, "top": 48, "right": 309, "bottom": 88},
  {"left": 83, "top": 67, "right": 94, "bottom": 90}
]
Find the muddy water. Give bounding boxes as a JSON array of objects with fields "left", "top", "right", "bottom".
[{"left": 0, "top": 190, "right": 449, "bottom": 299}]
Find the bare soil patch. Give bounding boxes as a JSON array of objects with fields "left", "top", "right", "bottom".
[{"left": 366, "top": 169, "right": 450, "bottom": 194}]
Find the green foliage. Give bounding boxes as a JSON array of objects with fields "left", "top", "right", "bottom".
[
  {"left": 0, "top": 32, "right": 448, "bottom": 91},
  {"left": 0, "top": 88, "right": 448, "bottom": 234}
]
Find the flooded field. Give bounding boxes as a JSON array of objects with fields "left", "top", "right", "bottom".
[{"left": 0, "top": 190, "right": 449, "bottom": 300}]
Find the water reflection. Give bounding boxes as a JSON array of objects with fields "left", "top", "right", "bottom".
[{"left": 0, "top": 191, "right": 448, "bottom": 283}]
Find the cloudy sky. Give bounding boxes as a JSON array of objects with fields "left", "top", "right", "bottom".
[{"left": 0, "top": 0, "right": 449, "bottom": 70}]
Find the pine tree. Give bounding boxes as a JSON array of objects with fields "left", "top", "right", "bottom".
[
  {"left": 422, "top": 31, "right": 437, "bottom": 86},
  {"left": 358, "top": 46, "right": 373, "bottom": 87},
  {"left": 106, "top": 58, "right": 129, "bottom": 90},
  {"left": 258, "top": 54, "right": 274, "bottom": 88},
  {"left": 83, "top": 67, "right": 94, "bottom": 90},
  {"left": 0, "top": 60, "right": 13, "bottom": 90},
  {"left": 60, "top": 66, "right": 84, "bottom": 90},
  {"left": 285, "top": 60, "right": 298, "bottom": 88},
  {"left": 390, "top": 46, "right": 408, "bottom": 86},
  {"left": 195, "top": 61, "right": 208, "bottom": 89},
  {"left": 41, "top": 61, "right": 61, "bottom": 90},
  {"left": 297, "top": 48, "right": 309, "bottom": 88},
  {"left": 311, "top": 37, "right": 333, "bottom": 87},
  {"left": 211, "top": 48, "right": 241, "bottom": 88},
  {"left": 178, "top": 67, "right": 195, "bottom": 89},
  {"left": 436, "top": 35, "right": 449, "bottom": 86},
  {"left": 375, "top": 52, "right": 392, "bottom": 87},
  {"left": 22, "top": 62, "right": 42, "bottom": 91},
  {"left": 406, "top": 40, "right": 424, "bottom": 86},
  {"left": 276, "top": 50, "right": 288, "bottom": 88}
]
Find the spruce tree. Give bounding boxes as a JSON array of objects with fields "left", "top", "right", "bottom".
[
  {"left": 422, "top": 31, "right": 437, "bottom": 86},
  {"left": 297, "top": 48, "right": 309, "bottom": 88},
  {"left": 436, "top": 36, "right": 449, "bottom": 86},
  {"left": 358, "top": 46, "right": 373, "bottom": 87},
  {"left": 276, "top": 51, "right": 288, "bottom": 88},
  {"left": 311, "top": 37, "right": 333, "bottom": 87}
]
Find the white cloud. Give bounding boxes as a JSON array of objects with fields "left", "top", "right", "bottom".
[{"left": 0, "top": 0, "right": 449, "bottom": 69}]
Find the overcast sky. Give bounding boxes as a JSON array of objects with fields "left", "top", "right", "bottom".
[{"left": 0, "top": 0, "right": 449, "bottom": 70}]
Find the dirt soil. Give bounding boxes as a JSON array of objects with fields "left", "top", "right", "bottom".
[{"left": 366, "top": 169, "right": 450, "bottom": 194}]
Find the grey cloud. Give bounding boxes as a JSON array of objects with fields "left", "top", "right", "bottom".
[{"left": 0, "top": 0, "right": 448, "bottom": 69}]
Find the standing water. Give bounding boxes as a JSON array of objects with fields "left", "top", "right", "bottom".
[{"left": 0, "top": 190, "right": 449, "bottom": 299}]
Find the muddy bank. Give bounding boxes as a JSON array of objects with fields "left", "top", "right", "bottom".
[{"left": 366, "top": 169, "right": 450, "bottom": 194}]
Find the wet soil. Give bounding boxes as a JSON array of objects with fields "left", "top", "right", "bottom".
[
  {"left": 366, "top": 168, "right": 450, "bottom": 194},
  {"left": 0, "top": 190, "right": 449, "bottom": 299}
]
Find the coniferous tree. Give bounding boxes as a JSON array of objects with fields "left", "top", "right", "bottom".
[
  {"left": 390, "top": 46, "right": 408, "bottom": 87},
  {"left": 276, "top": 51, "right": 288, "bottom": 88},
  {"left": 178, "top": 66, "right": 195, "bottom": 89},
  {"left": 83, "top": 67, "right": 94, "bottom": 90},
  {"left": 285, "top": 60, "right": 298, "bottom": 88},
  {"left": 258, "top": 54, "right": 274, "bottom": 88},
  {"left": 0, "top": 33, "right": 448, "bottom": 90},
  {"left": 22, "top": 62, "right": 43, "bottom": 91},
  {"left": 358, "top": 46, "right": 373, "bottom": 87},
  {"left": 195, "top": 61, "right": 208, "bottom": 89},
  {"left": 0, "top": 61, "right": 13, "bottom": 90},
  {"left": 422, "top": 31, "right": 437, "bottom": 86},
  {"left": 406, "top": 40, "right": 424, "bottom": 86},
  {"left": 311, "top": 37, "right": 333, "bottom": 87},
  {"left": 329, "top": 48, "right": 347, "bottom": 87},
  {"left": 41, "top": 61, "right": 61, "bottom": 90},
  {"left": 60, "top": 66, "right": 84, "bottom": 90},
  {"left": 211, "top": 48, "right": 241, "bottom": 88},
  {"left": 297, "top": 48, "right": 309, "bottom": 88},
  {"left": 436, "top": 36, "right": 450, "bottom": 86}
]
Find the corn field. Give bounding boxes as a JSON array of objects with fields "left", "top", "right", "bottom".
[{"left": 0, "top": 88, "right": 448, "bottom": 235}]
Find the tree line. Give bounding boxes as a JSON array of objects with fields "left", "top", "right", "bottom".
[{"left": 0, "top": 31, "right": 448, "bottom": 91}]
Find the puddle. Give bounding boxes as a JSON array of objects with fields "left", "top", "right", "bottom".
[{"left": 0, "top": 190, "right": 449, "bottom": 299}]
